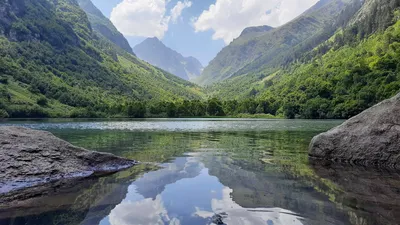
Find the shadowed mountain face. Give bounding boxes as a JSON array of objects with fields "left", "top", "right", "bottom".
[
  {"left": 77, "top": 0, "right": 134, "bottom": 54},
  {"left": 134, "top": 37, "right": 203, "bottom": 81}
]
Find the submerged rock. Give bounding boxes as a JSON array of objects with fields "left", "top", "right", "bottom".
[
  {"left": 0, "top": 126, "right": 136, "bottom": 196},
  {"left": 309, "top": 93, "right": 400, "bottom": 169}
]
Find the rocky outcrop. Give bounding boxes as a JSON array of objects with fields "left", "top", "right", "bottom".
[
  {"left": 0, "top": 126, "right": 136, "bottom": 195},
  {"left": 309, "top": 93, "right": 400, "bottom": 169}
]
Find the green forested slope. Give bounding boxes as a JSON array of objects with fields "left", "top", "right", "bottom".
[
  {"left": 210, "top": 0, "right": 400, "bottom": 119},
  {"left": 259, "top": 12, "right": 400, "bottom": 119},
  {"left": 0, "top": 0, "right": 203, "bottom": 118},
  {"left": 196, "top": 0, "right": 359, "bottom": 85}
]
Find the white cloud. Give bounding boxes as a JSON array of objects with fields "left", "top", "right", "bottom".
[
  {"left": 110, "top": 0, "right": 193, "bottom": 39},
  {"left": 171, "top": 0, "right": 192, "bottom": 23},
  {"left": 110, "top": 0, "right": 169, "bottom": 38},
  {"left": 193, "top": 0, "right": 319, "bottom": 44}
]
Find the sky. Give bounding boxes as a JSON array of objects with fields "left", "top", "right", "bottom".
[{"left": 92, "top": 0, "right": 320, "bottom": 66}]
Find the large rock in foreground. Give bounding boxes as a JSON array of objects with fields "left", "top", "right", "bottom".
[
  {"left": 0, "top": 126, "right": 136, "bottom": 194},
  {"left": 309, "top": 93, "right": 400, "bottom": 170}
]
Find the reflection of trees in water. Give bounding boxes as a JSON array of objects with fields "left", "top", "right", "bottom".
[
  {"left": 29, "top": 130, "right": 400, "bottom": 225},
  {"left": 312, "top": 164, "right": 400, "bottom": 225},
  {"left": 202, "top": 155, "right": 349, "bottom": 225},
  {"left": 54, "top": 130, "right": 317, "bottom": 165}
]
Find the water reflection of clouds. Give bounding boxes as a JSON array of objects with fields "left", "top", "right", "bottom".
[
  {"left": 109, "top": 194, "right": 180, "bottom": 225},
  {"left": 195, "top": 187, "right": 304, "bottom": 225},
  {"left": 102, "top": 155, "right": 304, "bottom": 225},
  {"left": 103, "top": 157, "right": 203, "bottom": 225}
]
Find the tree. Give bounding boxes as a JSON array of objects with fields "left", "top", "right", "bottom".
[
  {"left": 0, "top": 109, "right": 9, "bottom": 118},
  {"left": 37, "top": 97, "right": 48, "bottom": 106},
  {"left": 207, "top": 98, "right": 225, "bottom": 116},
  {"left": 127, "top": 101, "right": 146, "bottom": 118}
]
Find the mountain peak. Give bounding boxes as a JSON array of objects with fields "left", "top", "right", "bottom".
[
  {"left": 134, "top": 39, "right": 203, "bottom": 81},
  {"left": 240, "top": 25, "right": 274, "bottom": 37},
  {"left": 146, "top": 37, "right": 162, "bottom": 43}
]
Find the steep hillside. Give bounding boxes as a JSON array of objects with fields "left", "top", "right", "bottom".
[
  {"left": 134, "top": 37, "right": 203, "bottom": 81},
  {"left": 211, "top": 0, "right": 400, "bottom": 119},
  {"left": 0, "top": 0, "right": 203, "bottom": 118},
  {"left": 77, "top": 0, "right": 133, "bottom": 54},
  {"left": 197, "top": 0, "right": 359, "bottom": 85}
]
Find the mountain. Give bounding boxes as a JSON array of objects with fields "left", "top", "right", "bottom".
[
  {"left": 210, "top": 0, "right": 400, "bottom": 119},
  {"left": 239, "top": 25, "right": 274, "bottom": 38},
  {"left": 77, "top": 0, "right": 133, "bottom": 54},
  {"left": 134, "top": 37, "right": 203, "bottom": 81},
  {"left": 197, "top": 0, "right": 358, "bottom": 85},
  {"left": 0, "top": 0, "right": 203, "bottom": 118}
]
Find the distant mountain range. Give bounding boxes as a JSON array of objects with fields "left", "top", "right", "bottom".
[
  {"left": 196, "top": 0, "right": 357, "bottom": 85},
  {"left": 1, "top": 0, "right": 399, "bottom": 120},
  {"left": 134, "top": 37, "right": 203, "bottom": 81}
]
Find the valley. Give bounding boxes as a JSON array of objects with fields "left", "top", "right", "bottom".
[{"left": 0, "top": 0, "right": 399, "bottom": 120}]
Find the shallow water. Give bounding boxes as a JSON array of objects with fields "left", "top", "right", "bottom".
[{"left": 1, "top": 119, "right": 400, "bottom": 225}]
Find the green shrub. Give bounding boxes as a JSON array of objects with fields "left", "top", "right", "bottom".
[
  {"left": 0, "top": 109, "right": 9, "bottom": 118},
  {"left": 37, "top": 97, "right": 48, "bottom": 106},
  {"left": 0, "top": 77, "right": 8, "bottom": 84}
]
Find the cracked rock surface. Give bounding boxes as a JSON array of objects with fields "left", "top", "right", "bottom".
[
  {"left": 0, "top": 126, "right": 136, "bottom": 195},
  {"left": 309, "top": 93, "right": 400, "bottom": 170}
]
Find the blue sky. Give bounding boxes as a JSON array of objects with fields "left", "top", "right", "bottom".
[{"left": 92, "top": 0, "right": 319, "bottom": 66}]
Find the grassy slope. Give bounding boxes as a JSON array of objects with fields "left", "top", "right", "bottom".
[
  {"left": 197, "top": 0, "right": 355, "bottom": 86},
  {"left": 206, "top": 0, "right": 400, "bottom": 119},
  {"left": 258, "top": 18, "right": 400, "bottom": 118},
  {"left": 0, "top": 0, "right": 203, "bottom": 118}
]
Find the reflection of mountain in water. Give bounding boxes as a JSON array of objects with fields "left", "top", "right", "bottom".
[
  {"left": 312, "top": 164, "right": 400, "bottom": 225},
  {"left": 194, "top": 186, "right": 305, "bottom": 225},
  {"left": 106, "top": 156, "right": 307, "bottom": 225},
  {"left": 133, "top": 157, "right": 203, "bottom": 199},
  {"left": 105, "top": 156, "right": 207, "bottom": 225},
  {"left": 203, "top": 155, "right": 350, "bottom": 225}
]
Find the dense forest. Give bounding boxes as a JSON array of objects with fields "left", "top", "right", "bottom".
[
  {"left": 0, "top": 0, "right": 400, "bottom": 119},
  {"left": 0, "top": 0, "right": 202, "bottom": 118},
  {"left": 206, "top": 0, "right": 400, "bottom": 119},
  {"left": 58, "top": 98, "right": 279, "bottom": 118}
]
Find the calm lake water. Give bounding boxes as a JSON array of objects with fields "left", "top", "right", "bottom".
[{"left": 1, "top": 119, "right": 400, "bottom": 225}]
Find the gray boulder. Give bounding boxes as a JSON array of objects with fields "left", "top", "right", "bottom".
[
  {"left": 0, "top": 126, "right": 136, "bottom": 194},
  {"left": 309, "top": 93, "right": 400, "bottom": 170}
]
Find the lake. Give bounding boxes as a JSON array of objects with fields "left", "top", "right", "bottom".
[{"left": 0, "top": 119, "right": 400, "bottom": 225}]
